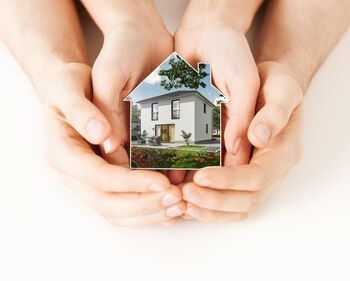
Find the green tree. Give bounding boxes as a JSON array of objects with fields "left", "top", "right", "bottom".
[
  {"left": 213, "top": 106, "right": 220, "bottom": 134},
  {"left": 158, "top": 55, "right": 208, "bottom": 90},
  {"left": 132, "top": 104, "right": 140, "bottom": 124}
]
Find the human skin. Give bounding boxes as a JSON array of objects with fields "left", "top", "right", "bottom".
[
  {"left": 182, "top": 0, "right": 350, "bottom": 222},
  {"left": 175, "top": 0, "right": 264, "bottom": 170},
  {"left": 0, "top": 0, "right": 185, "bottom": 227},
  {"left": 79, "top": 0, "right": 186, "bottom": 184}
]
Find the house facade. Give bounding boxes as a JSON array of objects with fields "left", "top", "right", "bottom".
[{"left": 137, "top": 90, "right": 215, "bottom": 143}]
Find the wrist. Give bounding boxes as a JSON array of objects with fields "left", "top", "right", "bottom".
[
  {"left": 257, "top": 53, "right": 313, "bottom": 92},
  {"left": 179, "top": 0, "right": 263, "bottom": 33},
  {"left": 81, "top": 0, "right": 167, "bottom": 35},
  {"left": 257, "top": 61, "right": 306, "bottom": 94}
]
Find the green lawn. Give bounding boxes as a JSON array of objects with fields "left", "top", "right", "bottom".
[{"left": 175, "top": 145, "right": 205, "bottom": 151}]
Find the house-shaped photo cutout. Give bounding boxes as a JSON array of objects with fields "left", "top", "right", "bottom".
[{"left": 123, "top": 52, "right": 229, "bottom": 170}]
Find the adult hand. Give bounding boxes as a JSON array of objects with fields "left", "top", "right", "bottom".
[
  {"left": 87, "top": 2, "right": 186, "bottom": 184},
  {"left": 44, "top": 63, "right": 185, "bottom": 226},
  {"left": 182, "top": 62, "right": 304, "bottom": 222},
  {"left": 175, "top": 0, "right": 261, "bottom": 166}
]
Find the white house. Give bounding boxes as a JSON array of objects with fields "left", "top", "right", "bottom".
[{"left": 136, "top": 90, "right": 215, "bottom": 143}]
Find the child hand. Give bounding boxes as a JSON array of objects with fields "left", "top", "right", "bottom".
[
  {"left": 182, "top": 63, "right": 303, "bottom": 222},
  {"left": 175, "top": 2, "right": 260, "bottom": 165},
  {"left": 44, "top": 63, "right": 185, "bottom": 226}
]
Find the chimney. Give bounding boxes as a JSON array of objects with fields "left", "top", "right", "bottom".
[{"left": 198, "top": 63, "right": 211, "bottom": 80}]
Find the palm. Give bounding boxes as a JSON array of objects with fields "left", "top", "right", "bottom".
[
  {"left": 92, "top": 23, "right": 173, "bottom": 167},
  {"left": 175, "top": 23, "right": 259, "bottom": 184}
]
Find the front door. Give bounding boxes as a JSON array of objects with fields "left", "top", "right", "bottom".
[{"left": 155, "top": 124, "right": 175, "bottom": 142}]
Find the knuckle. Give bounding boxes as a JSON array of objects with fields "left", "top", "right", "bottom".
[
  {"left": 91, "top": 192, "right": 111, "bottom": 217},
  {"left": 140, "top": 203, "right": 156, "bottom": 216},
  {"left": 213, "top": 197, "right": 225, "bottom": 211},
  {"left": 250, "top": 171, "right": 269, "bottom": 191},
  {"left": 237, "top": 212, "right": 249, "bottom": 222},
  {"left": 245, "top": 193, "right": 259, "bottom": 210},
  {"left": 268, "top": 104, "right": 289, "bottom": 129}
]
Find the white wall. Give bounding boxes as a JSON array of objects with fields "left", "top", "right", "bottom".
[
  {"left": 194, "top": 96, "right": 213, "bottom": 141},
  {"left": 139, "top": 95, "right": 196, "bottom": 142}
]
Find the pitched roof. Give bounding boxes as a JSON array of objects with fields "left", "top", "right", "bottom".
[{"left": 123, "top": 52, "right": 229, "bottom": 105}]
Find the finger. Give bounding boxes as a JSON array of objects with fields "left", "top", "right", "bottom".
[
  {"left": 194, "top": 105, "right": 304, "bottom": 191},
  {"left": 222, "top": 62, "right": 260, "bottom": 160},
  {"left": 204, "top": 36, "right": 259, "bottom": 164},
  {"left": 183, "top": 182, "right": 256, "bottom": 212},
  {"left": 107, "top": 202, "right": 186, "bottom": 227},
  {"left": 248, "top": 62, "right": 303, "bottom": 147},
  {"left": 168, "top": 170, "right": 187, "bottom": 185},
  {"left": 49, "top": 65, "right": 111, "bottom": 145},
  {"left": 91, "top": 38, "right": 136, "bottom": 154},
  {"left": 185, "top": 203, "right": 248, "bottom": 223},
  {"left": 46, "top": 111, "right": 170, "bottom": 192},
  {"left": 161, "top": 219, "right": 178, "bottom": 226},
  {"left": 60, "top": 174, "right": 182, "bottom": 217}
]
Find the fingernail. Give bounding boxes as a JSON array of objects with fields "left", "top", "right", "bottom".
[
  {"left": 184, "top": 190, "right": 201, "bottom": 203},
  {"left": 232, "top": 137, "right": 242, "bottom": 155},
  {"left": 86, "top": 118, "right": 105, "bottom": 142},
  {"left": 161, "top": 193, "right": 181, "bottom": 207},
  {"left": 166, "top": 205, "right": 184, "bottom": 217},
  {"left": 186, "top": 206, "right": 202, "bottom": 218},
  {"left": 254, "top": 123, "right": 271, "bottom": 144},
  {"left": 103, "top": 138, "right": 113, "bottom": 154}
]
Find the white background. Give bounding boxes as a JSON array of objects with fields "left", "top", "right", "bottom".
[{"left": 0, "top": 1, "right": 350, "bottom": 280}]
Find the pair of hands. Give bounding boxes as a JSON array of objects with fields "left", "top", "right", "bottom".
[{"left": 43, "top": 7, "right": 303, "bottom": 226}]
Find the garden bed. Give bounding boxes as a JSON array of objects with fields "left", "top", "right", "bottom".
[{"left": 131, "top": 147, "right": 220, "bottom": 169}]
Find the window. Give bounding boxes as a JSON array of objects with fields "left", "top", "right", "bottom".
[
  {"left": 204, "top": 103, "right": 207, "bottom": 113},
  {"left": 171, "top": 99, "right": 180, "bottom": 119},
  {"left": 206, "top": 124, "right": 209, "bottom": 134},
  {"left": 151, "top": 103, "right": 158, "bottom": 120}
]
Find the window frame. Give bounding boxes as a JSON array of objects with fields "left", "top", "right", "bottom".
[
  {"left": 151, "top": 102, "right": 159, "bottom": 121},
  {"left": 171, "top": 99, "right": 180, "bottom": 119}
]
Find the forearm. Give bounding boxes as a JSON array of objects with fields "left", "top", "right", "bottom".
[
  {"left": 257, "top": 0, "right": 350, "bottom": 91},
  {"left": 179, "top": 0, "right": 264, "bottom": 33},
  {"left": 80, "top": 0, "right": 166, "bottom": 33},
  {"left": 0, "top": 0, "right": 87, "bottom": 98}
]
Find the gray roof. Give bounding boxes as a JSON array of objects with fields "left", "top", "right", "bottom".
[{"left": 136, "top": 90, "right": 216, "bottom": 107}]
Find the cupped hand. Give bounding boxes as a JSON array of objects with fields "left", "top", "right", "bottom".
[
  {"left": 182, "top": 62, "right": 304, "bottom": 222},
  {"left": 91, "top": 15, "right": 187, "bottom": 184},
  {"left": 175, "top": 11, "right": 260, "bottom": 166},
  {"left": 43, "top": 63, "right": 185, "bottom": 226}
]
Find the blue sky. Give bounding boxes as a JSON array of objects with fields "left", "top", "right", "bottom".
[{"left": 126, "top": 53, "right": 227, "bottom": 104}]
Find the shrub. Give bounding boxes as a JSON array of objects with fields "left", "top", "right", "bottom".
[
  {"left": 181, "top": 130, "right": 192, "bottom": 146},
  {"left": 174, "top": 151, "right": 220, "bottom": 168},
  {"left": 131, "top": 147, "right": 177, "bottom": 168}
]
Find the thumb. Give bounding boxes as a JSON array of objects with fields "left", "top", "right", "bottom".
[
  {"left": 248, "top": 63, "right": 303, "bottom": 147},
  {"left": 47, "top": 64, "right": 112, "bottom": 146},
  {"left": 60, "top": 94, "right": 112, "bottom": 145}
]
